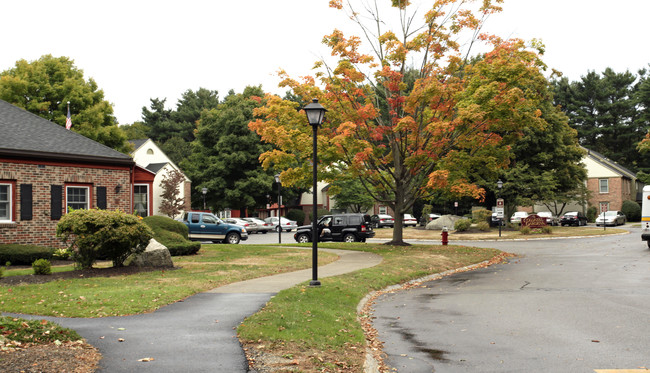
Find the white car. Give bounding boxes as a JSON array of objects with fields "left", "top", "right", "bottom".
[
  {"left": 242, "top": 217, "right": 273, "bottom": 234},
  {"left": 536, "top": 211, "right": 558, "bottom": 226},
  {"left": 595, "top": 211, "right": 626, "bottom": 226},
  {"left": 264, "top": 217, "right": 298, "bottom": 232},
  {"left": 403, "top": 214, "right": 418, "bottom": 227},
  {"left": 510, "top": 211, "right": 529, "bottom": 224}
]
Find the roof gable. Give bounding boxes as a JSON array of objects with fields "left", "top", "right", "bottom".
[
  {"left": 583, "top": 147, "right": 636, "bottom": 179},
  {"left": 0, "top": 99, "right": 133, "bottom": 165}
]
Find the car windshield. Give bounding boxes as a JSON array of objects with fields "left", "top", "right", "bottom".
[
  {"left": 537, "top": 212, "right": 551, "bottom": 217},
  {"left": 600, "top": 211, "right": 617, "bottom": 217},
  {"left": 564, "top": 213, "right": 577, "bottom": 217}
]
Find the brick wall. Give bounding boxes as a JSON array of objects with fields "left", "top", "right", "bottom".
[
  {"left": 0, "top": 160, "right": 131, "bottom": 247},
  {"left": 587, "top": 177, "right": 629, "bottom": 211}
]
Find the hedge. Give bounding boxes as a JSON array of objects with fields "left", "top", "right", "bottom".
[
  {"left": 0, "top": 244, "right": 54, "bottom": 266},
  {"left": 143, "top": 216, "right": 200, "bottom": 256}
]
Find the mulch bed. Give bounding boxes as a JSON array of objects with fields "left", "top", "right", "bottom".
[{"left": 0, "top": 264, "right": 169, "bottom": 286}]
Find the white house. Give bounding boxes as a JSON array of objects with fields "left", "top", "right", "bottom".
[{"left": 129, "top": 139, "right": 191, "bottom": 217}]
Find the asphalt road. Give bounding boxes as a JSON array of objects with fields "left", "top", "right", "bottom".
[{"left": 371, "top": 227, "right": 650, "bottom": 372}]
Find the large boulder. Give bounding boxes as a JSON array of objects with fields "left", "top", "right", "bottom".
[
  {"left": 126, "top": 238, "right": 174, "bottom": 268},
  {"left": 425, "top": 215, "right": 465, "bottom": 230}
]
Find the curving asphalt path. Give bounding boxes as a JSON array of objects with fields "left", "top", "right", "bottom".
[{"left": 3, "top": 248, "right": 382, "bottom": 372}]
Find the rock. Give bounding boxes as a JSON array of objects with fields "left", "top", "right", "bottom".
[
  {"left": 126, "top": 238, "right": 174, "bottom": 268},
  {"left": 425, "top": 215, "right": 466, "bottom": 230}
]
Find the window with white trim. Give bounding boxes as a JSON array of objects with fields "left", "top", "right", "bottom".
[
  {"left": 66, "top": 186, "right": 89, "bottom": 211},
  {"left": 379, "top": 206, "right": 387, "bottom": 215},
  {"left": 134, "top": 185, "right": 149, "bottom": 217},
  {"left": 0, "top": 184, "right": 12, "bottom": 222},
  {"left": 599, "top": 179, "right": 609, "bottom": 193}
]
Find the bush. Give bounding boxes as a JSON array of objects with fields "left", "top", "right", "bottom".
[
  {"left": 0, "top": 266, "right": 3, "bottom": 279},
  {"left": 56, "top": 209, "right": 153, "bottom": 269},
  {"left": 541, "top": 225, "right": 553, "bottom": 234},
  {"left": 32, "top": 259, "right": 52, "bottom": 275},
  {"left": 287, "top": 209, "right": 306, "bottom": 225},
  {"left": 472, "top": 209, "right": 492, "bottom": 224},
  {"left": 0, "top": 244, "right": 53, "bottom": 266},
  {"left": 621, "top": 200, "right": 641, "bottom": 222},
  {"left": 143, "top": 216, "right": 200, "bottom": 256},
  {"left": 520, "top": 226, "right": 531, "bottom": 235},
  {"left": 52, "top": 248, "right": 72, "bottom": 260},
  {"left": 454, "top": 219, "right": 471, "bottom": 231},
  {"left": 476, "top": 221, "right": 490, "bottom": 231},
  {"left": 587, "top": 206, "right": 598, "bottom": 223},
  {"left": 143, "top": 216, "right": 189, "bottom": 239}
]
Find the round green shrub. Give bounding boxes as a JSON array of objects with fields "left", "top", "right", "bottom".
[
  {"left": 56, "top": 209, "right": 153, "bottom": 269},
  {"left": 143, "top": 216, "right": 189, "bottom": 239},
  {"left": 520, "top": 226, "right": 532, "bottom": 235},
  {"left": 541, "top": 225, "right": 553, "bottom": 234},
  {"left": 621, "top": 200, "right": 641, "bottom": 222},
  {"left": 454, "top": 219, "right": 471, "bottom": 231},
  {"left": 32, "top": 259, "right": 52, "bottom": 275},
  {"left": 472, "top": 209, "right": 492, "bottom": 224}
]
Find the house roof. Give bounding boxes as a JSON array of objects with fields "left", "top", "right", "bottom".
[
  {"left": 0, "top": 99, "right": 133, "bottom": 165},
  {"left": 128, "top": 139, "right": 149, "bottom": 151},
  {"left": 145, "top": 162, "right": 168, "bottom": 174},
  {"left": 583, "top": 146, "right": 636, "bottom": 179}
]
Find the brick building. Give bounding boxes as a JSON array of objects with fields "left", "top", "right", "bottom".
[{"left": 0, "top": 99, "right": 154, "bottom": 247}]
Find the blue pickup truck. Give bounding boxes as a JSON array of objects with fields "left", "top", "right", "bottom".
[{"left": 181, "top": 211, "right": 248, "bottom": 244}]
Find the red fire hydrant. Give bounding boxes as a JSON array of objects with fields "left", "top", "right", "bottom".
[{"left": 441, "top": 226, "right": 449, "bottom": 245}]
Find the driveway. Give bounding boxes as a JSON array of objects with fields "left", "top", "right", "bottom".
[{"left": 371, "top": 228, "right": 650, "bottom": 372}]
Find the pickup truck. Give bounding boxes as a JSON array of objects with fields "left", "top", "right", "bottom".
[{"left": 181, "top": 212, "right": 248, "bottom": 244}]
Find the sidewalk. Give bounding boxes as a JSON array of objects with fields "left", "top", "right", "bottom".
[{"left": 7, "top": 248, "right": 382, "bottom": 372}]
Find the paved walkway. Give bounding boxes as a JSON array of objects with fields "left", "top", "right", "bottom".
[{"left": 5, "top": 248, "right": 382, "bottom": 372}]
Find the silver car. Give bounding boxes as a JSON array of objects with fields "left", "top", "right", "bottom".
[
  {"left": 595, "top": 211, "right": 626, "bottom": 226},
  {"left": 224, "top": 218, "right": 259, "bottom": 233},
  {"left": 264, "top": 217, "right": 298, "bottom": 232},
  {"left": 242, "top": 217, "right": 273, "bottom": 234}
]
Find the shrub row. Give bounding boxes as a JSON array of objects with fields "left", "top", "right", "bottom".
[
  {"left": 0, "top": 244, "right": 53, "bottom": 265},
  {"left": 143, "top": 216, "right": 200, "bottom": 256}
]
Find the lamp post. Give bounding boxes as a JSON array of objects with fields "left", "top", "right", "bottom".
[
  {"left": 497, "top": 180, "right": 503, "bottom": 237},
  {"left": 275, "top": 174, "right": 282, "bottom": 244},
  {"left": 202, "top": 187, "right": 207, "bottom": 211},
  {"left": 303, "top": 98, "right": 327, "bottom": 287}
]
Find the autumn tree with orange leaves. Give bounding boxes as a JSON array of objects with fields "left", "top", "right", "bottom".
[{"left": 249, "top": 0, "right": 552, "bottom": 245}]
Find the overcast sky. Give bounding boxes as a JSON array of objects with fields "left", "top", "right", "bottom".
[{"left": 1, "top": 0, "right": 648, "bottom": 125}]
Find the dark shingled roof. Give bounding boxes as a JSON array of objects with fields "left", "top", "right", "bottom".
[
  {"left": 0, "top": 99, "right": 133, "bottom": 165},
  {"left": 145, "top": 162, "right": 168, "bottom": 173},
  {"left": 128, "top": 139, "right": 149, "bottom": 151}
]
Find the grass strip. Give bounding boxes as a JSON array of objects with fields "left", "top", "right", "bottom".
[
  {"left": 238, "top": 242, "right": 502, "bottom": 372},
  {"left": 0, "top": 244, "right": 337, "bottom": 318}
]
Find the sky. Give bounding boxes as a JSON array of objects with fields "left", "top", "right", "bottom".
[{"left": 1, "top": 0, "right": 649, "bottom": 125}]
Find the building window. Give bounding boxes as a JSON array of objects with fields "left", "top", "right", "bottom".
[
  {"left": 379, "top": 206, "right": 387, "bottom": 215},
  {"left": 66, "top": 186, "right": 90, "bottom": 211},
  {"left": 599, "top": 179, "right": 609, "bottom": 193},
  {"left": 134, "top": 185, "right": 149, "bottom": 217},
  {"left": 0, "top": 183, "right": 12, "bottom": 222},
  {"left": 147, "top": 148, "right": 154, "bottom": 155}
]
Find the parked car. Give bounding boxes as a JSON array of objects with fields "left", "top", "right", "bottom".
[
  {"left": 224, "top": 218, "right": 258, "bottom": 233},
  {"left": 370, "top": 214, "right": 394, "bottom": 228},
  {"left": 536, "top": 211, "right": 559, "bottom": 226},
  {"left": 181, "top": 211, "right": 248, "bottom": 244},
  {"left": 294, "top": 214, "right": 375, "bottom": 243},
  {"left": 595, "top": 210, "right": 627, "bottom": 226},
  {"left": 403, "top": 213, "right": 418, "bottom": 227},
  {"left": 264, "top": 217, "right": 298, "bottom": 232},
  {"left": 510, "top": 211, "right": 529, "bottom": 225},
  {"left": 242, "top": 217, "right": 273, "bottom": 234},
  {"left": 560, "top": 211, "right": 588, "bottom": 226}
]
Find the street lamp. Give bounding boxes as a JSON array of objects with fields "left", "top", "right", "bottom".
[
  {"left": 202, "top": 187, "right": 208, "bottom": 210},
  {"left": 303, "top": 98, "right": 327, "bottom": 287},
  {"left": 275, "top": 173, "right": 281, "bottom": 244},
  {"left": 497, "top": 180, "right": 503, "bottom": 237}
]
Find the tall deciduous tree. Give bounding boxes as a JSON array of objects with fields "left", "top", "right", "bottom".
[
  {"left": 183, "top": 86, "right": 273, "bottom": 214},
  {"left": 249, "top": 0, "right": 552, "bottom": 245},
  {"left": 0, "top": 54, "right": 130, "bottom": 153}
]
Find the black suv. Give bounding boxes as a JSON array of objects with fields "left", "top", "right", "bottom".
[{"left": 294, "top": 214, "right": 375, "bottom": 243}]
